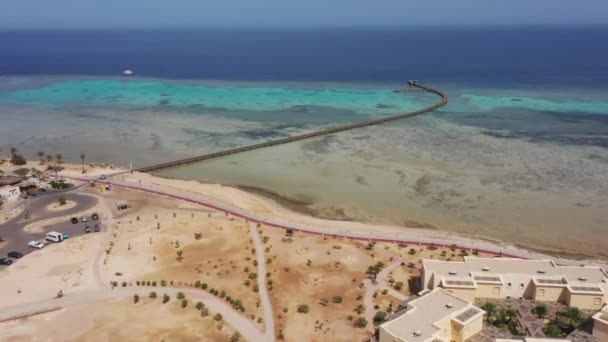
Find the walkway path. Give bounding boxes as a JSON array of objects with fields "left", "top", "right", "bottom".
[
  {"left": 91, "top": 194, "right": 116, "bottom": 290},
  {"left": 362, "top": 259, "right": 405, "bottom": 330},
  {"left": 0, "top": 287, "right": 268, "bottom": 342},
  {"left": 137, "top": 82, "right": 448, "bottom": 172},
  {"left": 84, "top": 176, "right": 535, "bottom": 260},
  {"left": 249, "top": 222, "right": 276, "bottom": 342}
]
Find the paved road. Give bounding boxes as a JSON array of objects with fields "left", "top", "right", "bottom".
[{"left": 0, "top": 191, "right": 99, "bottom": 264}]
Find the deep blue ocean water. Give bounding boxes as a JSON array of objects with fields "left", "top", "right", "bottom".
[{"left": 1, "top": 26, "right": 608, "bottom": 85}]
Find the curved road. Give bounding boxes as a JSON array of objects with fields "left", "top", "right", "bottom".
[{"left": 0, "top": 192, "right": 98, "bottom": 259}]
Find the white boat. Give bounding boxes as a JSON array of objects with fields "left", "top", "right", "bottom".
[{"left": 123, "top": 69, "right": 134, "bottom": 76}]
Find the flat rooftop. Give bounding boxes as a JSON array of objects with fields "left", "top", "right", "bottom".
[
  {"left": 381, "top": 289, "right": 471, "bottom": 341},
  {"left": 424, "top": 257, "right": 608, "bottom": 284}
]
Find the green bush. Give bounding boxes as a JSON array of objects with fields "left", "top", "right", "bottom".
[
  {"left": 49, "top": 180, "right": 73, "bottom": 189},
  {"left": 297, "top": 304, "right": 309, "bottom": 313},
  {"left": 214, "top": 313, "right": 223, "bottom": 321},
  {"left": 162, "top": 294, "right": 170, "bottom": 303},
  {"left": 12, "top": 168, "right": 30, "bottom": 176},
  {"left": 181, "top": 299, "right": 188, "bottom": 308},
  {"left": 133, "top": 294, "right": 140, "bottom": 303},
  {"left": 177, "top": 292, "right": 185, "bottom": 299},
  {"left": 332, "top": 296, "right": 343, "bottom": 304},
  {"left": 149, "top": 291, "right": 157, "bottom": 299}
]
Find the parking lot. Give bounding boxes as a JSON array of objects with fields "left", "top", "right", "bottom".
[{"left": 0, "top": 191, "right": 101, "bottom": 267}]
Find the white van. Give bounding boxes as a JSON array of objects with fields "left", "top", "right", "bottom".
[{"left": 45, "top": 231, "right": 64, "bottom": 243}]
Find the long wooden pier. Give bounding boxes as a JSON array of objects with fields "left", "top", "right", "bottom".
[{"left": 137, "top": 82, "right": 448, "bottom": 172}]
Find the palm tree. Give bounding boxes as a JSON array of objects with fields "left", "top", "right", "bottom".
[
  {"left": 481, "top": 302, "right": 498, "bottom": 323},
  {"left": 503, "top": 308, "right": 518, "bottom": 325},
  {"left": 80, "top": 153, "right": 86, "bottom": 173},
  {"left": 10, "top": 147, "right": 17, "bottom": 164},
  {"left": 46, "top": 154, "right": 54, "bottom": 165},
  {"left": 55, "top": 154, "right": 63, "bottom": 165},
  {"left": 561, "top": 306, "right": 584, "bottom": 330},
  {"left": 37, "top": 151, "right": 45, "bottom": 164},
  {"left": 533, "top": 303, "right": 548, "bottom": 319}
]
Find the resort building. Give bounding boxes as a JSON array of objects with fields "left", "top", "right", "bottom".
[
  {"left": 379, "top": 288, "right": 485, "bottom": 342},
  {"left": 421, "top": 257, "right": 608, "bottom": 310},
  {"left": 0, "top": 186, "right": 21, "bottom": 202},
  {"left": 592, "top": 305, "right": 608, "bottom": 341}
]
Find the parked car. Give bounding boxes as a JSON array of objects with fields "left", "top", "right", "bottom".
[
  {"left": 99, "top": 175, "right": 106, "bottom": 180},
  {"left": 81, "top": 216, "right": 88, "bottom": 222},
  {"left": 0, "top": 258, "right": 13, "bottom": 266},
  {"left": 94, "top": 224, "right": 100, "bottom": 232},
  {"left": 7, "top": 251, "right": 23, "bottom": 258},
  {"left": 92, "top": 213, "right": 99, "bottom": 220},
  {"left": 85, "top": 226, "right": 91, "bottom": 233},
  {"left": 63, "top": 233, "right": 70, "bottom": 239},
  {"left": 71, "top": 217, "right": 78, "bottom": 224},
  {"left": 28, "top": 241, "right": 45, "bottom": 249}
]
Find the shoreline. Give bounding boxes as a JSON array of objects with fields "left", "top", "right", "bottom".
[
  {"left": 236, "top": 182, "right": 604, "bottom": 261},
  {"left": 60, "top": 165, "right": 607, "bottom": 265}
]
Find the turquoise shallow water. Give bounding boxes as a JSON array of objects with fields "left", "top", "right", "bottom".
[
  {"left": 463, "top": 93, "right": 608, "bottom": 114},
  {"left": 1, "top": 79, "right": 431, "bottom": 116}
]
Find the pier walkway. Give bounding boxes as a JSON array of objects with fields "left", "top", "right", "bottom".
[{"left": 137, "top": 82, "right": 448, "bottom": 172}]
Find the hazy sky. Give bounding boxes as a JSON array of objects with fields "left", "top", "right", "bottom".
[{"left": 2, "top": 0, "right": 608, "bottom": 29}]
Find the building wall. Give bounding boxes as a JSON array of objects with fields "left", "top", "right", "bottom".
[
  {"left": 443, "top": 287, "right": 477, "bottom": 302},
  {"left": 461, "top": 314, "right": 484, "bottom": 341},
  {"left": 532, "top": 284, "right": 566, "bottom": 303},
  {"left": 378, "top": 326, "right": 405, "bottom": 342},
  {"left": 593, "top": 319, "right": 608, "bottom": 341},
  {"left": 567, "top": 292, "right": 604, "bottom": 310},
  {"left": 500, "top": 274, "right": 535, "bottom": 298},
  {"left": 476, "top": 283, "right": 504, "bottom": 299}
]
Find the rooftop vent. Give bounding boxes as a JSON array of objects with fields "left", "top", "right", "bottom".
[
  {"left": 449, "top": 271, "right": 457, "bottom": 275},
  {"left": 413, "top": 330, "right": 422, "bottom": 337},
  {"left": 446, "top": 303, "right": 454, "bottom": 309},
  {"left": 482, "top": 267, "right": 490, "bottom": 272},
  {"left": 537, "top": 270, "right": 546, "bottom": 274}
]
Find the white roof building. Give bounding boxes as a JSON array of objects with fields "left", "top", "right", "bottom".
[
  {"left": 421, "top": 257, "right": 608, "bottom": 310},
  {"left": 379, "top": 289, "right": 485, "bottom": 342}
]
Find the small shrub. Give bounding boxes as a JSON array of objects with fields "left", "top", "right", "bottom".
[
  {"left": 162, "top": 294, "right": 170, "bottom": 303},
  {"left": 177, "top": 292, "right": 185, "bottom": 300},
  {"left": 297, "top": 304, "right": 309, "bottom": 313},
  {"left": 133, "top": 294, "right": 140, "bottom": 303},
  {"left": 214, "top": 313, "right": 223, "bottom": 321},
  {"left": 149, "top": 291, "right": 157, "bottom": 299},
  {"left": 202, "top": 283, "right": 208, "bottom": 289},
  {"left": 354, "top": 317, "right": 368, "bottom": 328},
  {"left": 181, "top": 299, "right": 188, "bottom": 308},
  {"left": 332, "top": 296, "right": 343, "bottom": 304}
]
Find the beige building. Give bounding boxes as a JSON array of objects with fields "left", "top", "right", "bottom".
[
  {"left": 379, "top": 288, "right": 485, "bottom": 342},
  {"left": 422, "top": 257, "right": 608, "bottom": 310},
  {"left": 592, "top": 305, "right": 608, "bottom": 341}
]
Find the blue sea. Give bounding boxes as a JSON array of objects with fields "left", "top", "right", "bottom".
[{"left": 1, "top": 27, "right": 608, "bottom": 257}]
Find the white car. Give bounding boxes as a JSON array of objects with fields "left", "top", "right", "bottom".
[
  {"left": 28, "top": 241, "right": 45, "bottom": 249},
  {"left": 81, "top": 216, "right": 88, "bottom": 222}
]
